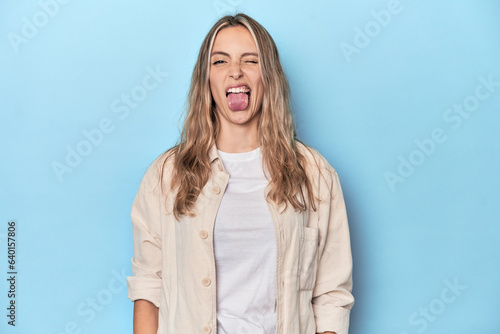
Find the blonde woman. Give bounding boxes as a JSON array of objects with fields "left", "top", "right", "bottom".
[{"left": 127, "top": 13, "right": 354, "bottom": 334}]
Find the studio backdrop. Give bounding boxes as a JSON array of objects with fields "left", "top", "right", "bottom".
[{"left": 1, "top": 0, "right": 499, "bottom": 333}]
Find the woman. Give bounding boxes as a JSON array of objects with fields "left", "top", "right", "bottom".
[{"left": 127, "top": 13, "right": 354, "bottom": 334}]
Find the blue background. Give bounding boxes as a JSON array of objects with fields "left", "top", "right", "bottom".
[{"left": 1, "top": 0, "right": 499, "bottom": 333}]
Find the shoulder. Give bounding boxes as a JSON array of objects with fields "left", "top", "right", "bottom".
[
  {"left": 140, "top": 147, "right": 177, "bottom": 192},
  {"left": 296, "top": 141, "right": 340, "bottom": 197},
  {"left": 296, "top": 141, "right": 337, "bottom": 175}
]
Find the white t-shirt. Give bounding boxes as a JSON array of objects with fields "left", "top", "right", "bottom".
[{"left": 214, "top": 147, "right": 277, "bottom": 334}]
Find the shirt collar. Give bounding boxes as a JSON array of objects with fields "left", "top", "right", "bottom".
[{"left": 209, "top": 144, "right": 219, "bottom": 163}]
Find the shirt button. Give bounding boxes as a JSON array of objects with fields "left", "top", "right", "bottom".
[
  {"left": 217, "top": 163, "right": 223, "bottom": 171},
  {"left": 213, "top": 186, "right": 220, "bottom": 194},
  {"left": 202, "top": 325, "right": 212, "bottom": 333},
  {"left": 199, "top": 230, "right": 208, "bottom": 239},
  {"left": 202, "top": 277, "right": 211, "bottom": 286}
]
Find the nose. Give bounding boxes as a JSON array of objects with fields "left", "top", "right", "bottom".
[{"left": 229, "top": 62, "right": 243, "bottom": 80}]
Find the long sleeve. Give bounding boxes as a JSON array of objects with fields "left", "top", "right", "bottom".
[
  {"left": 126, "top": 162, "right": 163, "bottom": 308},
  {"left": 312, "top": 166, "right": 354, "bottom": 334}
]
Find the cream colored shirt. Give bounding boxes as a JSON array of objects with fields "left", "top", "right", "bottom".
[{"left": 127, "top": 143, "right": 354, "bottom": 334}]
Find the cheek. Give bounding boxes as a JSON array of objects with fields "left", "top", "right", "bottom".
[
  {"left": 253, "top": 77, "right": 264, "bottom": 99},
  {"left": 253, "top": 81, "right": 264, "bottom": 104},
  {"left": 208, "top": 70, "right": 217, "bottom": 93},
  {"left": 210, "top": 78, "right": 224, "bottom": 98}
]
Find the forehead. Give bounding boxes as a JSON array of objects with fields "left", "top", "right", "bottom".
[{"left": 211, "top": 25, "right": 258, "bottom": 53}]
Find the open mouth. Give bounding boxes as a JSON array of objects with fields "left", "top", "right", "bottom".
[{"left": 226, "top": 86, "right": 251, "bottom": 111}]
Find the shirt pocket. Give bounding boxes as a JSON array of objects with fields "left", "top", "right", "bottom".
[{"left": 298, "top": 226, "right": 319, "bottom": 291}]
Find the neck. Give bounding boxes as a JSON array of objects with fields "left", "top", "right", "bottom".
[{"left": 216, "top": 123, "right": 259, "bottom": 153}]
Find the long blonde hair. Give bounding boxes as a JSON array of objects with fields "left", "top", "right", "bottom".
[{"left": 161, "top": 13, "right": 317, "bottom": 219}]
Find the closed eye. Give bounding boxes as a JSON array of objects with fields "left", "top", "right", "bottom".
[{"left": 213, "top": 60, "right": 226, "bottom": 65}]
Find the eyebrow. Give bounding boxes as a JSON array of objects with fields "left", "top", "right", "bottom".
[{"left": 211, "top": 51, "right": 259, "bottom": 57}]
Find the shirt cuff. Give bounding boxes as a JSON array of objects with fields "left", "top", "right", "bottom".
[
  {"left": 127, "top": 276, "right": 162, "bottom": 308},
  {"left": 313, "top": 304, "right": 351, "bottom": 334}
]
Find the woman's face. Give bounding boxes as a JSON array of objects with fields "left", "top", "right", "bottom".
[{"left": 209, "top": 25, "right": 264, "bottom": 129}]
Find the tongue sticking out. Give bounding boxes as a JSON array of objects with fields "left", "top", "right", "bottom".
[{"left": 227, "top": 93, "right": 249, "bottom": 111}]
